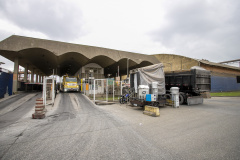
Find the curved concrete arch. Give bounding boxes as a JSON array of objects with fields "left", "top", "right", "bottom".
[
  {"left": 133, "top": 60, "right": 154, "bottom": 69},
  {"left": 104, "top": 58, "right": 154, "bottom": 77},
  {"left": 58, "top": 52, "right": 89, "bottom": 76},
  {"left": 18, "top": 47, "right": 58, "bottom": 75},
  {"left": 88, "top": 55, "right": 116, "bottom": 68},
  {"left": 59, "top": 52, "right": 89, "bottom": 65}
]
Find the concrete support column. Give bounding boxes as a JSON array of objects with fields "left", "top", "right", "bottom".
[
  {"left": 36, "top": 72, "right": 39, "bottom": 83},
  {"left": 24, "top": 64, "right": 28, "bottom": 82},
  {"left": 13, "top": 57, "right": 19, "bottom": 94},
  {"left": 31, "top": 68, "right": 34, "bottom": 83}
]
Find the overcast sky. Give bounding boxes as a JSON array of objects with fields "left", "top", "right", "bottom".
[{"left": 0, "top": 0, "right": 239, "bottom": 71}]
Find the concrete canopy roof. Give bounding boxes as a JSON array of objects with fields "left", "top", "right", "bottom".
[{"left": 0, "top": 35, "right": 159, "bottom": 76}]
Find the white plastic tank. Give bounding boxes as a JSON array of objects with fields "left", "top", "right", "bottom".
[
  {"left": 170, "top": 87, "right": 179, "bottom": 95},
  {"left": 138, "top": 85, "right": 149, "bottom": 100},
  {"left": 151, "top": 82, "right": 158, "bottom": 99},
  {"left": 170, "top": 87, "right": 179, "bottom": 108}
]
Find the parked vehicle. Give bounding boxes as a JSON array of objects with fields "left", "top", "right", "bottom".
[
  {"left": 61, "top": 75, "right": 79, "bottom": 92},
  {"left": 165, "top": 67, "right": 211, "bottom": 104},
  {"left": 129, "top": 63, "right": 167, "bottom": 107},
  {"left": 129, "top": 64, "right": 211, "bottom": 107}
]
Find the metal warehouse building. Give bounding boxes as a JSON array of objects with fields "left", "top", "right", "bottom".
[{"left": 0, "top": 35, "right": 240, "bottom": 93}]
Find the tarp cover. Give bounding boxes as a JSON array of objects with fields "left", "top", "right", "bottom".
[{"left": 137, "top": 63, "right": 165, "bottom": 95}]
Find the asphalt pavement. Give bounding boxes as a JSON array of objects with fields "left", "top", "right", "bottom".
[
  {"left": 0, "top": 93, "right": 240, "bottom": 159},
  {"left": 0, "top": 93, "right": 28, "bottom": 110},
  {"left": 0, "top": 93, "right": 40, "bottom": 128}
]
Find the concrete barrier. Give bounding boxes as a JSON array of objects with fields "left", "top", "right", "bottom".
[
  {"left": 143, "top": 105, "right": 160, "bottom": 117},
  {"left": 187, "top": 96, "right": 203, "bottom": 105}
]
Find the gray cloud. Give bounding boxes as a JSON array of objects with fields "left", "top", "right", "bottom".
[
  {"left": 0, "top": 0, "right": 85, "bottom": 41},
  {"left": 0, "top": 29, "right": 12, "bottom": 41},
  {"left": 151, "top": 0, "right": 240, "bottom": 62},
  {"left": 0, "top": 0, "right": 239, "bottom": 64},
  {"left": 0, "top": 55, "right": 14, "bottom": 71}
]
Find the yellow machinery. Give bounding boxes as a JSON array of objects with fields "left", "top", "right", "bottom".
[{"left": 61, "top": 75, "right": 79, "bottom": 92}]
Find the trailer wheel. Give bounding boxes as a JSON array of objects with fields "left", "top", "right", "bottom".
[
  {"left": 153, "top": 102, "right": 159, "bottom": 107},
  {"left": 165, "top": 94, "right": 172, "bottom": 100},
  {"left": 179, "top": 93, "right": 184, "bottom": 105}
]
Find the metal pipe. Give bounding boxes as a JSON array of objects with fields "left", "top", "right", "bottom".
[
  {"left": 219, "top": 59, "right": 240, "bottom": 64},
  {"left": 120, "top": 81, "right": 122, "bottom": 95},
  {"left": 127, "top": 58, "right": 129, "bottom": 78},
  {"left": 52, "top": 78, "right": 55, "bottom": 105},
  {"left": 106, "top": 79, "right": 108, "bottom": 102},
  {"left": 113, "top": 80, "right": 114, "bottom": 101}
]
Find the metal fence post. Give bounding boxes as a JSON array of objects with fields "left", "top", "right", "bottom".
[
  {"left": 43, "top": 77, "right": 46, "bottom": 106},
  {"left": 42, "top": 76, "right": 44, "bottom": 101},
  {"left": 120, "top": 81, "right": 122, "bottom": 95},
  {"left": 94, "top": 79, "right": 95, "bottom": 102},
  {"left": 106, "top": 79, "right": 108, "bottom": 102},
  {"left": 52, "top": 78, "right": 55, "bottom": 105},
  {"left": 113, "top": 80, "right": 114, "bottom": 101}
]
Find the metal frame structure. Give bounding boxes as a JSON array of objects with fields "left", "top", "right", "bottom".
[
  {"left": 219, "top": 59, "right": 240, "bottom": 67},
  {"left": 42, "top": 76, "right": 55, "bottom": 106},
  {"left": 93, "top": 79, "right": 123, "bottom": 103}
]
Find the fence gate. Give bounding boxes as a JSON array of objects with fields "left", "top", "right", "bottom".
[{"left": 90, "top": 79, "right": 123, "bottom": 102}]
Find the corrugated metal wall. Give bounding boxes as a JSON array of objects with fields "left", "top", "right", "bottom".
[
  {"left": 0, "top": 72, "right": 13, "bottom": 98},
  {"left": 211, "top": 76, "right": 240, "bottom": 92}
]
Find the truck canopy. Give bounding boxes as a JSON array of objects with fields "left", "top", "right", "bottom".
[{"left": 130, "top": 63, "right": 166, "bottom": 95}]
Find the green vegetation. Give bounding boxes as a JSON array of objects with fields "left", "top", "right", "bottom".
[{"left": 210, "top": 91, "right": 240, "bottom": 97}]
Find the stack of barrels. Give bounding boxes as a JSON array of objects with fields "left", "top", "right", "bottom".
[{"left": 32, "top": 98, "right": 46, "bottom": 119}]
